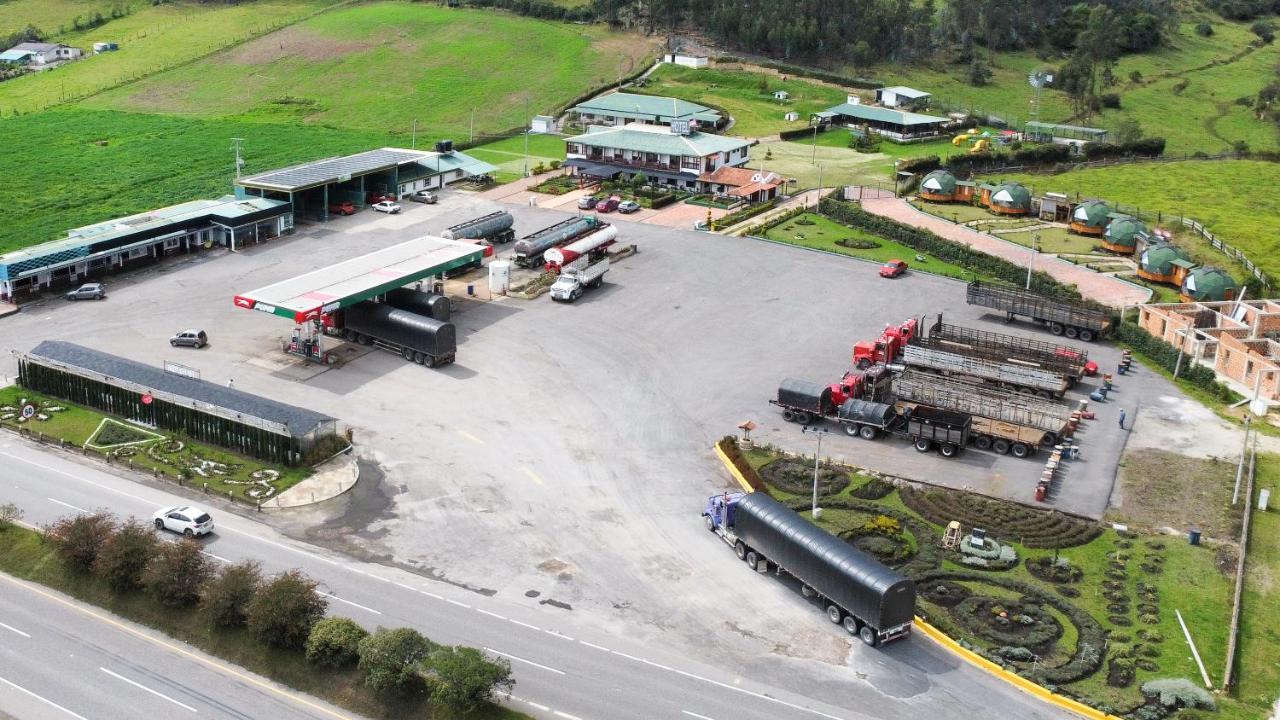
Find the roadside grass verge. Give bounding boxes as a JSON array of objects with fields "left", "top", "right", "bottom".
[
  {"left": 0, "top": 524, "right": 525, "bottom": 720},
  {"left": 0, "top": 386, "right": 309, "bottom": 501}
]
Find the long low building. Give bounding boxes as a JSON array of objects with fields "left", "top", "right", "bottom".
[
  {"left": 815, "top": 99, "right": 948, "bottom": 141},
  {"left": 0, "top": 195, "right": 292, "bottom": 302},
  {"left": 570, "top": 91, "right": 723, "bottom": 129}
]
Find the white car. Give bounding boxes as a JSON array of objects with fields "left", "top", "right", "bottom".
[
  {"left": 371, "top": 200, "right": 401, "bottom": 214},
  {"left": 153, "top": 506, "right": 214, "bottom": 537}
]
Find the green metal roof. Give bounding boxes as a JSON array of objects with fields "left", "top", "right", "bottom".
[
  {"left": 1183, "top": 266, "right": 1239, "bottom": 300},
  {"left": 822, "top": 102, "right": 947, "bottom": 127},
  {"left": 990, "top": 182, "right": 1031, "bottom": 208},
  {"left": 1140, "top": 242, "right": 1190, "bottom": 274},
  {"left": 415, "top": 151, "right": 498, "bottom": 177},
  {"left": 1104, "top": 215, "right": 1148, "bottom": 245},
  {"left": 567, "top": 123, "right": 751, "bottom": 157},
  {"left": 1072, "top": 199, "right": 1113, "bottom": 227},
  {"left": 921, "top": 170, "right": 957, "bottom": 194},
  {"left": 572, "top": 92, "right": 722, "bottom": 123}
]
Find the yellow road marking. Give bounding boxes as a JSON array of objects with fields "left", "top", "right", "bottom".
[
  {"left": 0, "top": 572, "right": 352, "bottom": 720},
  {"left": 520, "top": 467, "right": 545, "bottom": 486},
  {"left": 457, "top": 430, "right": 484, "bottom": 445}
]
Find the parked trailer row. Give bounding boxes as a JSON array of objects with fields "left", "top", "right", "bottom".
[
  {"left": 333, "top": 301, "right": 456, "bottom": 367},
  {"left": 891, "top": 370, "right": 1073, "bottom": 457},
  {"left": 440, "top": 211, "right": 515, "bottom": 244},
  {"left": 903, "top": 340, "right": 1071, "bottom": 398},
  {"left": 927, "top": 314, "right": 1091, "bottom": 381},
  {"left": 966, "top": 280, "right": 1112, "bottom": 342},
  {"left": 703, "top": 491, "right": 915, "bottom": 647},
  {"left": 514, "top": 216, "right": 602, "bottom": 268}
]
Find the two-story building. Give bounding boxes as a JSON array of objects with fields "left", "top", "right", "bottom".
[{"left": 564, "top": 122, "right": 753, "bottom": 192}]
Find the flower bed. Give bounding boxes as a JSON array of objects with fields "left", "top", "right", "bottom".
[{"left": 900, "top": 485, "right": 1102, "bottom": 549}]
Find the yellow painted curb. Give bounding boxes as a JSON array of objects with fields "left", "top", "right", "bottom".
[
  {"left": 913, "top": 617, "right": 1122, "bottom": 720},
  {"left": 712, "top": 443, "right": 756, "bottom": 494}
]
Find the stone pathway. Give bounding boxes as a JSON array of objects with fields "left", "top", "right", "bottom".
[{"left": 856, "top": 189, "right": 1151, "bottom": 307}]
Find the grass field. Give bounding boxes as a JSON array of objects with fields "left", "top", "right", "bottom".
[
  {"left": 996, "top": 227, "right": 1103, "bottom": 256},
  {"left": 466, "top": 133, "right": 567, "bottom": 184},
  {"left": 999, "top": 160, "right": 1280, "bottom": 284},
  {"left": 81, "top": 4, "right": 658, "bottom": 134}
]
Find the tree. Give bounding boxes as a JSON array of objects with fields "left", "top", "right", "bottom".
[
  {"left": 1113, "top": 117, "right": 1143, "bottom": 145},
  {"left": 47, "top": 512, "right": 115, "bottom": 573},
  {"left": 421, "top": 646, "right": 515, "bottom": 714},
  {"left": 967, "top": 57, "right": 992, "bottom": 87},
  {"left": 143, "top": 538, "right": 211, "bottom": 607},
  {"left": 357, "top": 627, "right": 435, "bottom": 694},
  {"left": 246, "top": 570, "right": 327, "bottom": 649},
  {"left": 202, "top": 560, "right": 262, "bottom": 628},
  {"left": 94, "top": 520, "right": 159, "bottom": 592},
  {"left": 306, "top": 617, "right": 369, "bottom": 669}
]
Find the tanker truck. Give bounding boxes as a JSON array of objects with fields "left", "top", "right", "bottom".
[
  {"left": 703, "top": 491, "right": 915, "bottom": 646},
  {"left": 514, "top": 216, "right": 602, "bottom": 268},
  {"left": 543, "top": 224, "right": 618, "bottom": 273},
  {"left": 440, "top": 211, "right": 515, "bottom": 244},
  {"left": 334, "top": 301, "right": 456, "bottom": 367}
]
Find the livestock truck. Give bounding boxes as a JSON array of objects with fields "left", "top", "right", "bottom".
[
  {"left": 703, "top": 491, "right": 915, "bottom": 646},
  {"left": 440, "top": 211, "right": 516, "bottom": 244},
  {"left": 769, "top": 378, "right": 971, "bottom": 456},
  {"left": 902, "top": 339, "right": 1072, "bottom": 398},
  {"left": 966, "top": 280, "right": 1112, "bottom": 342},
  {"left": 514, "top": 216, "right": 602, "bottom": 268},
  {"left": 927, "top": 314, "right": 1094, "bottom": 381},
  {"left": 333, "top": 301, "right": 456, "bottom": 367},
  {"left": 891, "top": 369, "right": 1073, "bottom": 457}
]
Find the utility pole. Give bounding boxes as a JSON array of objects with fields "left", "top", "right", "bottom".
[
  {"left": 523, "top": 96, "right": 531, "bottom": 178},
  {"left": 801, "top": 426, "right": 828, "bottom": 519},
  {"left": 1025, "top": 233, "right": 1040, "bottom": 289},
  {"left": 230, "top": 138, "right": 245, "bottom": 180},
  {"left": 470, "top": 107, "right": 475, "bottom": 143},
  {"left": 811, "top": 124, "right": 818, "bottom": 164},
  {"left": 1173, "top": 329, "right": 1188, "bottom": 378},
  {"left": 817, "top": 164, "right": 824, "bottom": 196},
  {"left": 411, "top": 119, "right": 417, "bottom": 150}
]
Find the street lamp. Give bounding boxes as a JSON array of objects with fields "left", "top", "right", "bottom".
[
  {"left": 801, "top": 425, "right": 828, "bottom": 518},
  {"left": 1025, "top": 233, "right": 1040, "bottom": 289}
]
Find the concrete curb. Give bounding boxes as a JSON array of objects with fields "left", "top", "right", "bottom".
[
  {"left": 264, "top": 454, "right": 359, "bottom": 509},
  {"left": 712, "top": 443, "right": 756, "bottom": 494}
]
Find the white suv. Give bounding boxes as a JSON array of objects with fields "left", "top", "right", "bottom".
[{"left": 153, "top": 506, "right": 214, "bottom": 537}]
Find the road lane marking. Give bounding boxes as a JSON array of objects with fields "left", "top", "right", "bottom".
[
  {"left": 484, "top": 648, "right": 565, "bottom": 675},
  {"left": 520, "top": 467, "right": 545, "bottom": 485},
  {"left": 47, "top": 497, "right": 89, "bottom": 513},
  {"left": 0, "top": 574, "right": 354, "bottom": 720},
  {"left": 509, "top": 619, "right": 540, "bottom": 631},
  {"left": 683, "top": 712, "right": 716, "bottom": 720},
  {"left": 100, "top": 668, "right": 198, "bottom": 713},
  {"left": 0, "top": 675, "right": 89, "bottom": 720},
  {"left": 0, "top": 621, "right": 31, "bottom": 638},
  {"left": 477, "top": 609, "right": 506, "bottom": 620},
  {"left": 553, "top": 711, "right": 582, "bottom": 720},
  {"left": 544, "top": 629, "right": 574, "bottom": 642},
  {"left": 578, "top": 640, "right": 610, "bottom": 652},
  {"left": 316, "top": 592, "right": 382, "bottom": 615},
  {"left": 199, "top": 551, "right": 232, "bottom": 564},
  {"left": 456, "top": 430, "right": 484, "bottom": 445},
  {"left": 516, "top": 697, "right": 550, "bottom": 712},
  {"left": 1, "top": 452, "right": 151, "bottom": 504},
  {"left": 445, "top": 598, "right": 471, "bottom": 609}
]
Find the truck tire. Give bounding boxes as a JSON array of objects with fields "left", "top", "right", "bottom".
[
  {"left": 859, "top": 625, "right": 879, "bottom": 647},
  {"left": 402, "top": 348, "right": 414, "bottom": 361},
  {"left": 734, "top": 541, "right": 747, "bottom": 560},
  {"left": 938, "top": 443, "right": 958, "bottom": 458},
  {"left": 343, "top": 329, "right": 356, "bottom": 341},
  {"left": 1035, "top": 389, "right": 1052, "bottom": 399},
  {"left": 826, "top": 604, "right": 843, "bottom": 624},
  {"left": 413, "top": 352, "right": 426, "bottom": 364},
  {"left": 974, "top": 435, "right": 993, "bottom": 450},
  {"left": 844, "top": 423, "right": 860, "bottom": 437},
  {"left": 1050, "top": 322, "right": 1065, "bottom": 335},
  {"left": 856, "top": 359, "right": 871, "bottom": 370},
  {"left": 1011, "top": 443, "right": 1031, "bottom": 458},
  {"left": 843, "top": 616, "right": 860, "bottom": 635},
  {"left": 782, "top": 409, "right": 797, "bottom": 422},
  {"left": 362, "top": 335, "right": 374, "bottom": 346},
  {"left": 859, "top": 425, "right": 877, "bottom": 440},
  {"left": 914, "top": 438, "right": 931, "bottom": 452},
  {"left": 793, "top": 411, "right": 813, "bottom": 426},
  {"left": 1065, "top": 326, "right": 1079, "bottom": 339},
  {"left": 992, "top": 438, "right": 1011, "bottom": 454},
  {"left": 1078, "top": 328, "right": 1095, "bottom": 342},
  {"left": 745, "top": 551, "right": 760, "bottom": 571},
  {"left": 704, "top": 515, "right": 714, "bottom": 531}
]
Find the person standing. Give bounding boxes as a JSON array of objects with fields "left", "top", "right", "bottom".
[
  {"left": 1118, "top": 408, "right": 1127, "bottom": 430},
  {"left": 227, "top": 378, "right": 234, "bottom": 389}
]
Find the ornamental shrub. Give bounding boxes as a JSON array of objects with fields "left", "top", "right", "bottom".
[
  {"left": 143, "top": 538, "right": 211, "bottom": 607},
  {"left": 93, "top": 520, "right": 159, "bottom": 592},
  {"left": 306, "top": 617, "right": 369, "bottom": 668},
  {"left": 47, "top": 512, "right": 115, "bottom": 573},
  {"left": 246, "top": 570, "right": 327, "bottom": 649},
  {"left": 203, "top": 560, "right": 262, "bottom": 629}
]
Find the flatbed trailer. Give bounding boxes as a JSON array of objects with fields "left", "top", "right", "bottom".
[
  {"left": 927, "top": 314, "right": 1089, "bottom": 381},
  {"left": 903, "top": 340, "right": 1072, "bottom": 398},
  {"left": 966, "top": 280, "right": 1112, "bottom": 342}
]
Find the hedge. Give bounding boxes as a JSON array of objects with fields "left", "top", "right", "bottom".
[
  {"left": 716, "top": 199, "right": 777, "bottom": 228},
  {"left": 818, "top": 197, "right": 1083, "bottom": 301},
  {"left": 900, "top": 156, "right": 941, "bottom": 174},
  {"left": 780, "top": 125, "right": 823, "bottom": 141},
  {"left": 1083, "top": 137, "right": 1167, "bottom": 161},
  {"left": 1114, "top": 321, "right": 1236, "bottom": 401}
]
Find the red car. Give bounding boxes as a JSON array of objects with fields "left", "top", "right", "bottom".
[
  {"left": 327, "top": 201, "right": 356, "bottom": 216},
  {"left": 367, "top": 192, "right": 396, "bottom": 204},
  {"left": 879, "top": 259, "right": 908, "bottom": 278},
  {"left": 595, "top": 196, "right": 621, "bottom": 213}
]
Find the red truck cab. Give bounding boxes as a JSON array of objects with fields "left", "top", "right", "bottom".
[
  {"left": 852, "top": 318, "right": 918, "bottom": 369},
  {"left": 829, "top": 372, "right": 865, "bottom": 406}
]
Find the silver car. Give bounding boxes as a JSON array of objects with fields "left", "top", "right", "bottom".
[
  {"left": 65, "top": 283, "right": 106, "bottom": 300},
  {"left": 170, "top": 329, "right": 208, "bottom": 348},
  {"left": 409, "top": 190, "right": 438, "bottom": 204}
]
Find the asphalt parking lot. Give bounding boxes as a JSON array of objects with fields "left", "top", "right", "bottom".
[{"left": 0, "top": 189, "right": 1160, "bottom": 717}]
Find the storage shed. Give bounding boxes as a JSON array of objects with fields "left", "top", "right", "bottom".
[
  {"left": 983, "top": 182, "right": 1031, "bottom": 215},
  {"left": 1136, "top": 241, "right": 1193, "bottom": 285},
  {"left": 919, "top": 170, "right": 958, "bottom": 202},
  {"left": 1069, "top": 199, "right": 1113, "bottom": 236},
  {"left": 1182, "top": 267, "right": 1239, "bottom": 302},
  {"left": 1101, "top": 215, "right": 1147, "bottom": 254}
]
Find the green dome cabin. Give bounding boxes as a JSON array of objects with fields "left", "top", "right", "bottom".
[
  {"left": 982, "top": 182, "right": 1031, "bottom": 216},
  {"left": 1069, "top": 199, "right": 1113, "bottom": 236},
  {"left": 919, "top": 170, "right": 958, "bottom": 202},
  {"left": 1102, "top": 215, "right": 1147, "bottom": 255},
  {"left": 1181, "top": 266, "right": 1239, "bottom": 302},
  {"left": 1136, "top": 241, "right": 1193, "bottom": 285}
]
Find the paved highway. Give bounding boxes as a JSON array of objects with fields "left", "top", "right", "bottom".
[{"left": 0, "top": 435, "right": 1068, "bottom": 720}]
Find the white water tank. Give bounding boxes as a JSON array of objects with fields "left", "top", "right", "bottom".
[{"left": 488, "top": 260, "right": 511, "bottom": 295}]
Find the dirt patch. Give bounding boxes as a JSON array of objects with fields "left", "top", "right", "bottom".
[
  {"left": 221, "top": 26, "right": 376, "bottom": 65},
  {"left": 1108, "top": 449, "right": 1241, "bottom": 538}
]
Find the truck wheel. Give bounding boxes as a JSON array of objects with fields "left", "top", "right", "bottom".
[
  {"left": 343, "top": 329, "right": 356, "bottom": 341},
  {"left": 1065, "top": 326, "right": 1079, "bottom": 339},
  {"left": 859, "top": 425, "right": 877, "bottom": 440},
  {"left": 856, "top": 359, "right": 871, "bottom": 370},
  {"left": 734, "top": 541, "right": 747, "bottom": 560},
  {"left": 1036, "top": 389, "right": 1052, "bottom": 399},
  {"left": 402, "top": 348, "right": 413, "bottom": 361},
  {"left": 974, "top": 435, "right": 993, "bottom": 450},
  {"left": 843, "top": 616, "right": 861, "bottom": 635},
  {"left": 793, "top": 411, "right": 813, "bottom": 426},
  {"left": 914, "top": 438, "right": 931, "bottom": 452},
  {"left": 413, "top": 352, "right": 425, "bottom": 364},
  {"left": 1049, "top": 323, "right": 1065, "bottom": 336},
  {"left": 704, "top": 515, "right": 714, "bottom": 531},
  {"left": 859, "top": 625, "right": 879, "bottom": 647},
  {"left": 826, "top": 604, "right": 843, "bottom": 624},
  {"left": 1011, "top": 443, "right": 1031, "bottom": 458},
  {"left": 1078, "top": 328, "right": 1095, "bottom": 342},
  {"left": 782, "top": 409, "right": 797, "bottom": 423},
  {"left": 938, "top": 443, "right": 958, "bottom": 458},
  {"left": 362, "top": 335, "right": 373, "bottom": 346},
  {"left": 992, "top": 439, "right": 1011, "bottom": 454},
  {"left": 843, "top": 423, "right": 859, "bottom": 436},
  {"left": 745, "top": 551, "right": 760, "bottom": 571}
]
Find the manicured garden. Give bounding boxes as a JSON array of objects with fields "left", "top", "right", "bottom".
[
  {"left": 0, "top": 386, "right": 310, "bottom": 501},
  {"left": 726, "top": 441, "right": 1278, "bottom": 719}
]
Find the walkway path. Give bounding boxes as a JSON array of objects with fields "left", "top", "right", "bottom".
[{"left": 856, "top": 189, "right": 1150, "bottom": 307}]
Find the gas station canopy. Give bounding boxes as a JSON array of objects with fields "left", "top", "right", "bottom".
[{"left": 234, "top": 236, "right": 483, "bottom": 323}]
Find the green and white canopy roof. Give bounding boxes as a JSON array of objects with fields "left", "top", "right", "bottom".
[
  {"left": 572, "top": 92, "right": 722, "bottom": 124},
  {"left": 990, "top": 182, "right": 1031, "bottom": 208},
  {"left": 1072, "top": 199, "right": 1113, "bottom": 227},
  {"left": 921, "top": 170, "right": 957, "bottom": 194}
]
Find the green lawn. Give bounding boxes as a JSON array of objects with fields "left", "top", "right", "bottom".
[
  {"left": 763, "top": 213, "right": 983, "bottom": 282},
  {"left": 466, "top": 133, "right": 567, "bottom": 184},
  {"left": 997, "top": 227, "right": 1105, "bottom": 256},
  {"left": 998, "top": 160, "right": 1279, "bottom": 284},
  {"left": 80, "top": 4, "right": 658, "bottom": 134}
]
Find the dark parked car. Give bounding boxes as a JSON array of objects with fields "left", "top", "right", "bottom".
[
  {"left": 65, "top": 283, "right": 105, "bottom": 301},
  {"left": 170, "top": 329, "right": 208, "bottom": 348}
]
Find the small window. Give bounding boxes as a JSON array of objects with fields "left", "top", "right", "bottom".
[{"left": 1247, "top": 360, "right": 1255, "bottom": 377}]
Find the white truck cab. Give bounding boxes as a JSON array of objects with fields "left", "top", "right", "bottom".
[{"left": 550, "top": 257, "right": 609, "bottom": 302}]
